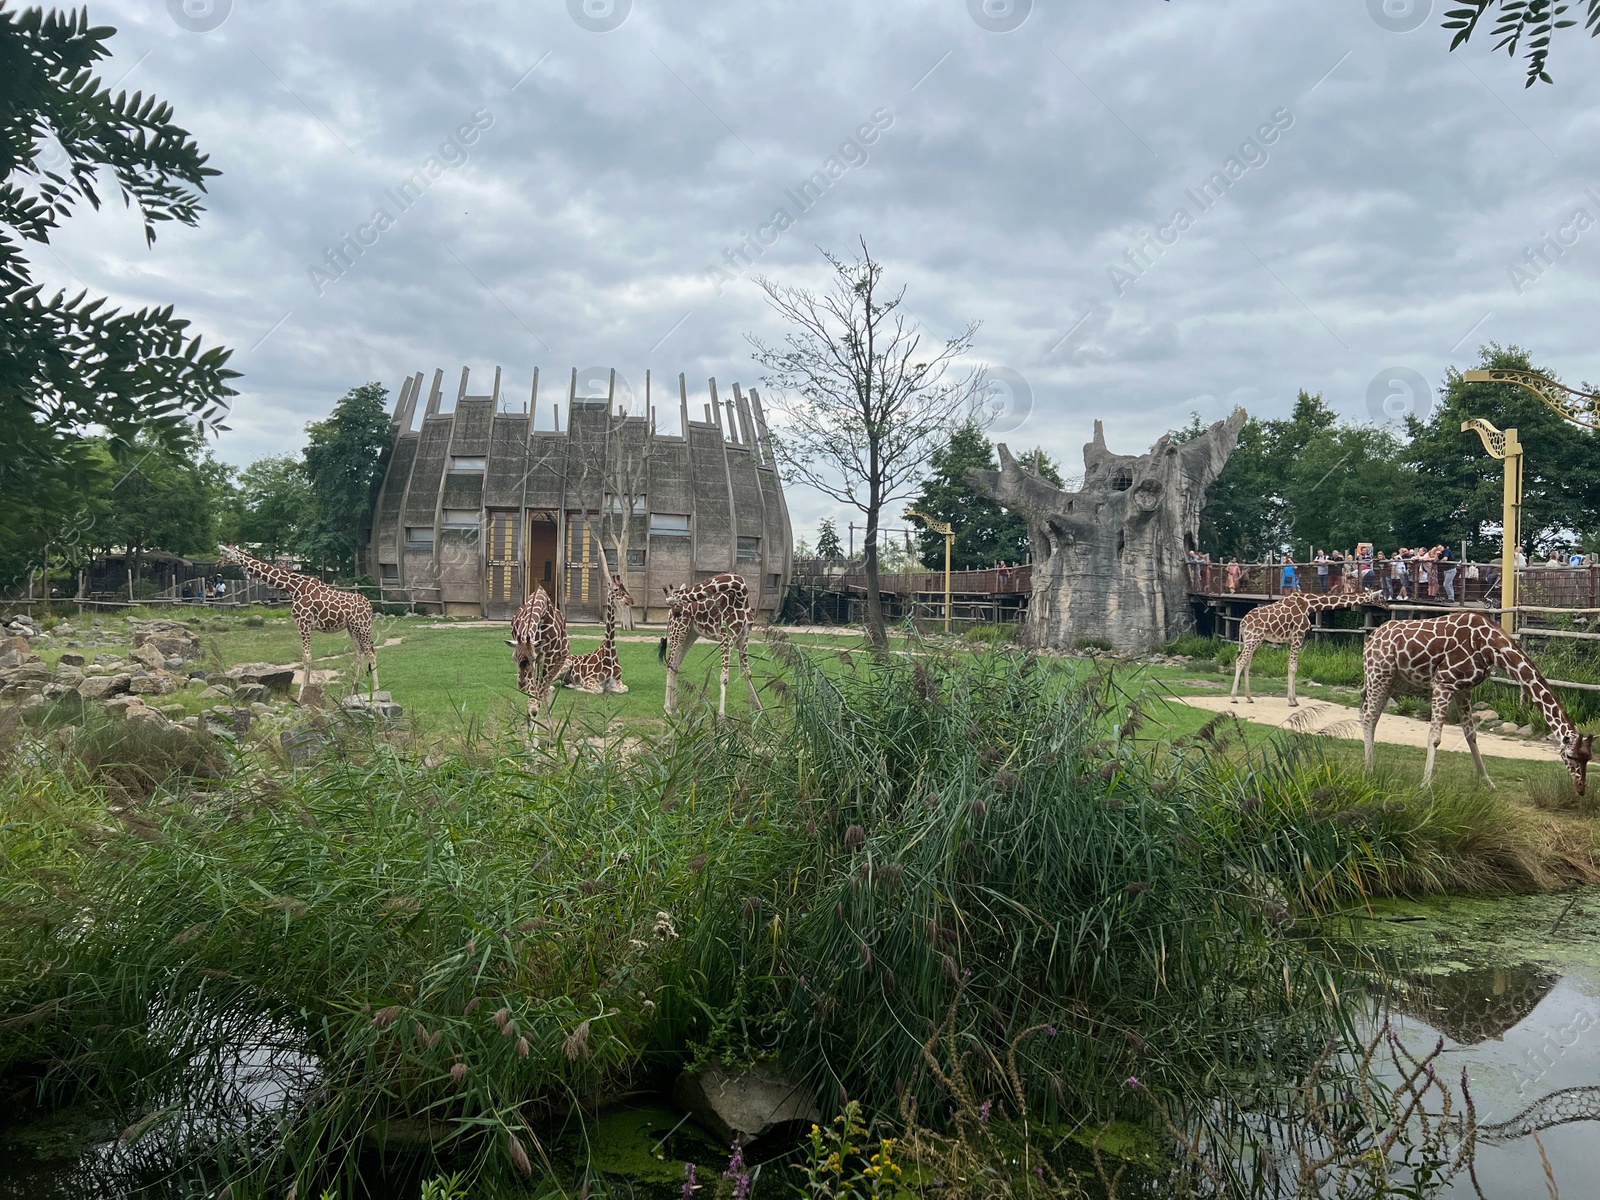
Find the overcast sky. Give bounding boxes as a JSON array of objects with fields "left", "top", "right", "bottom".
[{"left": 34, "top": 0, "right": 1600, "bottom": 539}]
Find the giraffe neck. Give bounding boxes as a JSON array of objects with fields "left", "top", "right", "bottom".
[
  {"left": 1303, "top": 592, "right": 1362, "bottom": 613},
  {"left": 602, "top": 587, "right": 617, "bottom": 649},
  {"left": 1495, "top": 641, "right": 1576, "bottom": 740},
  {"left": 230, "top": 549, "right": 300, "bottom": 591}
]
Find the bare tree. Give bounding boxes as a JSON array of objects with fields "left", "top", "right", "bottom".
[
  {"left": 580, "top": 369, "right": 661, "bottom": 630},
  {"left": 750, "top": 239, "right": 983, "bottom": 646}
]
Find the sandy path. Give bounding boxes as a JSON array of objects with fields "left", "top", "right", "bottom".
[{"left": 1173, "top": 695, "right": 1556, "bottom": 762}]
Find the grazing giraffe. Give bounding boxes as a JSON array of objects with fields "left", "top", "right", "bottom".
[
  {"left": 1231, "top": 590, "right": 1382, "bottom": 707},
  {"left": 506, "top": 585, "right": 568, "bottom": 744},
  {"left": 216, "top": 545, "right": 377, "bottom": 701},
  {"left": 558, "top": 573, "right": 635, "bottom": 694},
  {"left": 657, "top": 572, "right": 761, "bottom": 717},
  {"left": 1361, "top": 610, "right": 1593, "bottom": 792}
]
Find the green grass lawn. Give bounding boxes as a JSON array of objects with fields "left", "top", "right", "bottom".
[{"left": 186, "top": 616, "right": 894, "bottom": 733}]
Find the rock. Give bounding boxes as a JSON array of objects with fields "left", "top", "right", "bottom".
[
  {"left": 204, "top": 706, "right": 254, "bottom": 734},
  {"left": 131, "top": 624, "right": 203, "bottom": 661},
  {"left": 199, "top": 685, "right": 232, "bottom": 700},
  {"left": 233, "top": 682, "right": 270, "bottom": 704},
  {"left": 103, "top": 696, "right": 151, "bottom": 719},
  {"left": 158, "top": 703, "right": 188, "bottom": 717},
  {"left": 2, "top": 635, "right": 31, "bottom": 657},
  {"left": 128, "top": 671, "right": 182, "bottom": 696},
  {"left": 58, "top": 652, "right": 86, "bottom": 668},
  {"left": 280, "top": 722, "right": 331, "bottom": 765},
  {"left": 130, "top": 643, "right": 166, "bottom": 670},
  {"left": 249, "top": 701, "right": 272, "bottom": 716},
  {"left": 1516, "top": 724, "right": 1533, "bottom": 736},
  {"left": 672, "top": 1061, "right": 821, "bottom": 1144},
  {"left": 1498, "top": 721, "right": 1519, "bottom": 734},
  {"left": 53, "top": 664, "right": 85, "bottom": 686},
  {"left": 225, "top": 663, "right": 296, "bottom": 696},
  {"left": 340, "top": 691, "right": 403, "bottom": 724},
  {"left": 163, "top": 656, "right": 185, "bottom": 670},
  {"left": 77, "top": 673, "right": 132, "bottom": 700}
]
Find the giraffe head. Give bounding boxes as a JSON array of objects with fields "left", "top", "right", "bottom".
[
  {"left": 505, "top": 637, "right": 541, "bottom": 694},
  {"left": 1559, "top": 731, "right": 1594, "bottom": 794},
  {"left": 609, "top": 574, "right": 636, "bottom": 609},
  {"left": 216, "top": 544, "right": 243, "bottom": 566},
  {"left": 663, "top": 583, "right": 688, "bottom": 611}
]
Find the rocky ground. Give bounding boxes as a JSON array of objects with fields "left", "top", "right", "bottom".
[{"left": 0, "top": 611, "right": 401, "bottom": 755}]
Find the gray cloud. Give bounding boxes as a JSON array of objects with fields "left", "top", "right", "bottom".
[{"left": 28, "top": 0, "right": 1600, "bottom": 538}]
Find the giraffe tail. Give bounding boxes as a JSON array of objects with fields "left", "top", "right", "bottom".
[{"left": 658, "top": 636, "right": 668, "bottom": 663}]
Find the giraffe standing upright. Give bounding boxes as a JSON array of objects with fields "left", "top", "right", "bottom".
[
  {"left": 1361, "top": 610, "right": 1593, "bottom": 791},
  {"left": 1231, "top": 590, "right": 1382, "bottom": 707},
  {"left": 216, "top": 545, "right": 378, "bottom": 701},
  {"left": 559, "top": 573, "right": 635, "bottom": 694},
  {"left": 506, "top": 586, "right": 568, "bottom": 744},
  {"left": 657, "top": 572, "right": 761, "bottom": 717}
]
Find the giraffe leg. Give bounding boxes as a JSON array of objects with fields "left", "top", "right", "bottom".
[
  {"left": 1229, "top": 637, "right": 1252, "bottom": 704},
  {"left": 1457, "top": 689, "right": 1496, "bottom": 790},
  {"left": 718, "top": 639, "right": 731, "bottom": 717},
  {"left": 1286, "top": 637, "right": 1302, "bottom": 707},
  {"left": 1422, "top": 685, "right": 1453, "bottom": 787},
  {"left": 739, "top": 637, "right": 762, "bottom": 713},
  {"left": 299, "top": 624, "right": 313, "bottom": 703},
  {"left": 1360, "top": 670, "right": 1392, "bottom": 773}
]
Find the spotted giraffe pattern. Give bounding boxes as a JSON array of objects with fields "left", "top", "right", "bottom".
[
  {"left": 657, "top": 572, "right": 761, "bottom": 717},
  {"left": 559, "top": 574, "right": 635, "bottom": 694},
  {"left": 1361, "top": 610, "right": 1593, "bottom": 792},
  {"left": 217, "top": 545, "right": 377, "bottom": 701},
  {"left": 1231, "top": 590, "right": 1382, "bottom": 706},
  {"left": 506, "top": 585, "right": 568, "bottom": 743}
]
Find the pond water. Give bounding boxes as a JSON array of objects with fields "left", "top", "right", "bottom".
[
  {"left": 8, "top": 891, "right": 1600, "bottom": 1198},
  {"left": 1378, "top": 888, "right": 1600, "bottom": 1199}
]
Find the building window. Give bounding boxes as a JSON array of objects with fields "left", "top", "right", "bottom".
[
  {"left": 603, "top": 547, "right": 618, "bottom": 572},
  {"left": 626, "top": 548, "right": 646, "bottom": 570},
  {"left": 606, "top": 494, "right": 647, "bottom": 514},
  {"left": 737, "top": 536, "right": 761, "bottom": 561},
  {"left": 405, "top": 527, "right": 435, "bottom": 547},
  {"left": 380, "top": 563, "right": 400, "bottom": 584},
  {"left": 450, "top": 456, "right": 486, "bottom": 472},
  {"left": 441, "top": 509, "right": 479, "bottom": 530},
  {"left": 766, "top": 573, "right": 781, "bottom": 592},
  {"left": 649, "top": 513, "right": 691, "bottom": 537}
]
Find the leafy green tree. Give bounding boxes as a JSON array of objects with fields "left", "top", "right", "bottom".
[
  {"left": 0, "top": 7, "right": 237, "bottom": 585},
  {"left": 1285, "top": 425, "right": 1416, "bottom": 555},
  {"left": 95, "top": 433, "right": 231, "bottom": 578},
  {"left": 302, "top": 383, "right": 392, "bottom": 576},
  {"left": 910, "top": 421, "right": 1062, "bottom": 570},
  {"left": 815, "top": 518, "right": 843, "bottom": 560},
  {"left": 1403, "top": 343, "right": 1600, "bottom": 557},
  {"left": 234, "top": 456, "right": 312, "bottom": 559},
  {"left": 1442, "top": 1, "right": 1600, "bottom": 87}
]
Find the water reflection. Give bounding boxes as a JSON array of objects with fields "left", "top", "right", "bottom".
[{"left": 1400, "top": 962, "right": 1560, "bottom": 1044}]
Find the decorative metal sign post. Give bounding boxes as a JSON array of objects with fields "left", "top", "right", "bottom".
[{"left": 1460, "top": 418, "right": 1522, "bottom": 634}]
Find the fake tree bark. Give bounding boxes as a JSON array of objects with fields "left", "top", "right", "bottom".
[{"left": 969, "top": 409, "right": 1246, "bottom": 655}]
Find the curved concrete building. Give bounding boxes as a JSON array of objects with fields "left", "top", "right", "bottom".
[{"left": 368, "top": 366, "right": 792, "bottom": 621}]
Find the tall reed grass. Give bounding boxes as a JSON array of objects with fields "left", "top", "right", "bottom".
[{"left": 0, "top": 644, "right": 1562, "bottom": 1195}]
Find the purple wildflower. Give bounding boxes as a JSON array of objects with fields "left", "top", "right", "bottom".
[
  {"left": 1125, "top": 1075, "right": 1141, "bottom": 1089},
  {"left": 1045, "top": 1024, "right": 1058, "bottom": 1037},
  {"left": 979, "top": 1099, "right": 992, "bottom": 1122},
  {"left": 682, "top": 1162, "right": 697, "bottom": 1199}
]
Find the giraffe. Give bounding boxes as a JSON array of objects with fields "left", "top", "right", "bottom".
[
  {"left": 558, "top": 573, "right": 635, "bottom": 694},
  {"left": 216, "top": 545, "right": 377, "bottom": 701},
  {"left": 1361, "top": 610, "right": 1593, "bottom": 792},
  {"left": 657, "top": 572, "right": 761, "bottom": 717},
  {"left": 506, "top": 585, "right": 568, "bottom": 744},
  {"left": 1231, "top": 590, "right": 1383, "bottom": 707}
]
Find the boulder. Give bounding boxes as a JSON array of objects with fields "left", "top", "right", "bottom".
[
  {"left": 1, "top": 635, "right": 31, "bottom": 656},
  {"left": 233, "top": 682, "right": 270, "bottom": 704},
  {"left": 104, "top": 696, "right": 152, "bottom": 720},
  {"left": 130, "top": 643, "right": 166, "bottom": 670},
  {"left": 280, "top": 722, "right": 331, "bottom": 765},
  {"left": 226, "top": 663, "right": 297, "bottom": 696},
  {"left": 131, "top": 627, "right": 203, "bottom": 661},
  {"left": 204, "top": 706, "right": 254, "bottom": 734},
  {"left": 52, "top": 664, "right": 85, "bottom": 686},
  {"left": 198, "top": 685, "right": 233, "bottom": 701},
  {"left": 77, "top": 673, "right": 132, "bottom": 700},
  {"left": 58, "top": 651, "right": 87, "bottom": 668},
  {"left": 128, "top": 671, "right": 181, "bottom": 696},
  {"left": 672, "top": 1061, "right": 821, "bottom": 1144}
]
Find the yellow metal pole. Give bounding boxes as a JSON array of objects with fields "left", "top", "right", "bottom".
[
  {"left": 1503, "top": 428, "right": 1521, "bottom": 635},
  {"left": 943, "top": 530, "right": 952, "bottom": 634},
  {"left": 1461, "top": 419, "right": 1522, "bottom": 635}
]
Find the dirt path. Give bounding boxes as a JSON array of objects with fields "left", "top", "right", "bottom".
[{"left": 1173, "top": 695, "right": 1557, "bottom": 762}]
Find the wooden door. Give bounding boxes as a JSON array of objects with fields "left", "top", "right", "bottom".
[{"left": 526, "top": 511, "right": 559, "bottom": 602}]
